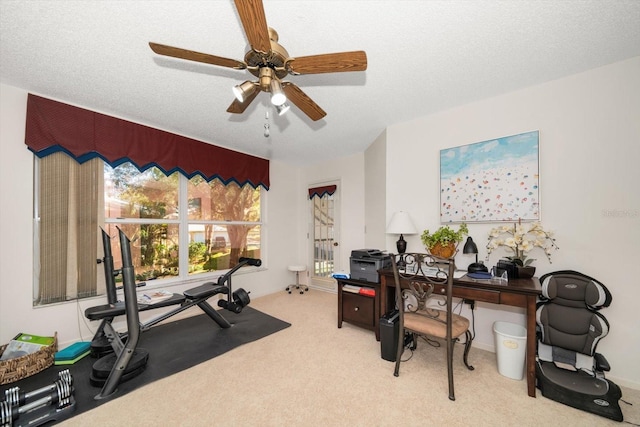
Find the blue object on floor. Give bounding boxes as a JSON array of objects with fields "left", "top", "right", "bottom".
[{"left": 55, "top": 341, "right": 91, "bottom": 361}]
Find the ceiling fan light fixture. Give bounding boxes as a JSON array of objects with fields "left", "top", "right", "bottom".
[
  {"left": 149, "top": 1, "right": 367, "bottom": 121},
  {"left": 270, "top": 78, "right": 287, "bottom": 106},
  {"left": 275, "top": 102, "right": 290, "bottom": 116},
  {"left": 232, "top": 80, "right": 256, "bottom": 102}
]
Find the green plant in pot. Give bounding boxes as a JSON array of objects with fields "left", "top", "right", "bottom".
[{"left": 421, "top": 223, "right": 468, "bottom": 258}]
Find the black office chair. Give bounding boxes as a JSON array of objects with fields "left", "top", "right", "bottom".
[
  {"left": 536, "top": 270, "right": 623, "bottom": 421},
  {"left": 390, "top": 253, "right": 474, "bottom": 401}
]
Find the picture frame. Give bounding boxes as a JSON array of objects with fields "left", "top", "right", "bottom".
[{"left": 440, "top": 130, "right": 540, "bottom": 223}]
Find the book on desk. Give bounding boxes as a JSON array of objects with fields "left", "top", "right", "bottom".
[{"left": 342, "top": 283, "right": 376, "bottom": 297}]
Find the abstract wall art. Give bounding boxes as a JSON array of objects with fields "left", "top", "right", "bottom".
[{"left": 440, "top": 130, "right": 540, "bottom": 223}]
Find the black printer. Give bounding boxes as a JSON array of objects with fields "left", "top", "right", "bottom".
[{"left": 349, "top": 249, "right": 391, "bottom": 283}]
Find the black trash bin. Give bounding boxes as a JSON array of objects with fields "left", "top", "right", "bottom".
[{"left": 380, "top": 310, "right": 399, "bottom": 361}]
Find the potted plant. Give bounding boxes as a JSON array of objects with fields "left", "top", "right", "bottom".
[
  {"left": 486, "top": 221, "right": 559, "bottom": 278},
  {"left": 421, "top": 223, "right": 468, "bottom": 258}
]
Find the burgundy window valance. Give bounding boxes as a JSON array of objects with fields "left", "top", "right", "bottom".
[
  {"left": 308, "top": 185, "right": 337, "bottom": 199},
  {"left": 25, "top": 94, "right": 270, "bottom": 189}
]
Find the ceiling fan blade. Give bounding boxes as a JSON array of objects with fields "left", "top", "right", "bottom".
[
  {"left": 281, "top": 82, "right": 326, "bottom": 121},
  {"left": 226, "top": 89, "right": 260, "bottom": 114},
  {"left": 286, "top": 51, "right": 367, "bottom": 75},
  {"left": 149, "top": 42, "right": 246, "bottom": 69},
  {"left": 234, "top": 0, "right": 271, "bottom": 54}
]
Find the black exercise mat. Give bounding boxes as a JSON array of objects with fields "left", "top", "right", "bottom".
[{"left": 1, "top": 306, "right": 290, "bottom": 424}]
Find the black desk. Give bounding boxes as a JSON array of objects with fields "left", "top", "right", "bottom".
[{"left": 379, "top": 270, "right": 541, "bottom": 398}]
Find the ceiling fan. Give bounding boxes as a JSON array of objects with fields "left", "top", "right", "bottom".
[{"left": 148, "top": 0, "right": 367, "bottom": 122}]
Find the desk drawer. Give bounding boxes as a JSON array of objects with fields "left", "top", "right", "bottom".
[
  {"left": 499, "top": 292, "right": 527, "bottom": 307},
  {"left": 342, "top": 292, "right": 375, "bottom": 327},
  {"left": 434, "top": 284, "right": 500, "bottom": 304}
]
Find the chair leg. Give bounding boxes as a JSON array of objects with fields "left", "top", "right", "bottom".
[
  {"left": 447, "top": 336, "right": 455, "bottom": 401},
  {"left": 463, "top": 330, "right": 474, "bottom": 371},
  {"left": 296, "top": 272, "right": 309, "bottom": 293},
  {"left": 394, "top": 330, "right": 407, "bottom": 377}
]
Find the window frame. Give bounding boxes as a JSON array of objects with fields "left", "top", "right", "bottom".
[
  {"left": 34, "top": 157, "right": 265, "bottom": 305},
  {"left": 103, "top": 163, "right": 265, "bottom": 285}
]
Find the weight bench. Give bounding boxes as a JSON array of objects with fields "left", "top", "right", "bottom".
[
  {"left": 85, "top": 228, "right": 259, "bottom": 399},
  {"left": 86, "top": 229, "right": 234, "bottom": 358},
  {"left": 85, "top": 282, "right": 232, "bottom": 333}
]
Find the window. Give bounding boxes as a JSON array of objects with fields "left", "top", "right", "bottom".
[
  {"left": 27, "top": 94, "right": 268, "bottom": 306},
  {"left": 34, "top": 155, "right": 263, "bottom": 306}
]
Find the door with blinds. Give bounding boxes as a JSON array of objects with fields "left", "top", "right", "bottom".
[{"left": 308, "top": 183, "right": 340, "bottom": 290}]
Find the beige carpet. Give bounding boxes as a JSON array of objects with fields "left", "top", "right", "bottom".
[{"left": 60, "top": 290, "right": 639, "bottom": 426}]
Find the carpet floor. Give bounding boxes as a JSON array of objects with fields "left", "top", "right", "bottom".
[{"left": 0, "top": 306, "right": 290, "bottom": 425}]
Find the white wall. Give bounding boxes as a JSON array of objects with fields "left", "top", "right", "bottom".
[
  {"left": 0, "top": 83, "right": 301, "bottom": 347},
  {"left": 364, "top": 130, "right": 387, "bottom": 249},
  {"left": 385, "top": 56, "right": 640, "bottom": 389},
  {"left": 0, "top": 85, "right": 35, "bottom": 342}
]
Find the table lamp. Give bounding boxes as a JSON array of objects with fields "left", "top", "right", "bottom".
[
  {"left": 386, "top": 211, "right": 417, "bottom": 255},
  {"left": 463, "top": 236, "right": 488, "bottom": 273}
]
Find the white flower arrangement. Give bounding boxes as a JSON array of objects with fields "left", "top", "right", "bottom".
[{"left": 486, "top": 221, "right": 559, "bottom": 266}]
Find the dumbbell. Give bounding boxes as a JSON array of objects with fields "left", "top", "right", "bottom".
[
  {"left": 217, "top": 288, "right": 251, "bottom": 313},
  {"left": 1, "top": 370, "right": 74, "bottom": 426}
]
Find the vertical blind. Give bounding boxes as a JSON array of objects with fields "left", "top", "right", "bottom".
[{"left": 37, "top": 153, "right": 103, "bottom": 303}]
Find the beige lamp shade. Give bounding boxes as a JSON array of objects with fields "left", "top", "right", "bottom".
[{"left": 386, "top": 211, "right": 417, "bottom": 235}]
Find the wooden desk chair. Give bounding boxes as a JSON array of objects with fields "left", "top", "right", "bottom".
[{"left": 390, "top": 253, "right": 474, "bottom": 401}]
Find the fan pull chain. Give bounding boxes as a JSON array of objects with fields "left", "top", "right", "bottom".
[{"left": 264, "top": 109, "right": 270, "bottom": 138}]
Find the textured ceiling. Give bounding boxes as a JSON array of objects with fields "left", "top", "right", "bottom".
[{"left": 2, "top": 0, "right": 640, "bottom": 166}]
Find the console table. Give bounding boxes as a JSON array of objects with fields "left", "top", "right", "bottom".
[{"left": 378, "top": 270, "right": 542, "bottom": 398}]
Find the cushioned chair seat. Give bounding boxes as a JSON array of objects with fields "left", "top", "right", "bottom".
[
  {"left": 537, "top": 360, "right": 623, "bottom": 421},
  {"left": 404, "top": 310, "right": 470, "bottom": 338}
]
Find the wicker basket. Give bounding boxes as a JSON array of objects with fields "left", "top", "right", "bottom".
[
  {"left": 428, "top": 242, "right": 457, "bottom": 259},
  {"left": 0, "top": 333, "right": 57, "bottom": 385}
]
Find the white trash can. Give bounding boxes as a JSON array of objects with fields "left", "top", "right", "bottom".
[{"left": 493, "top": 321, "right": 527, "bottom": 380}]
